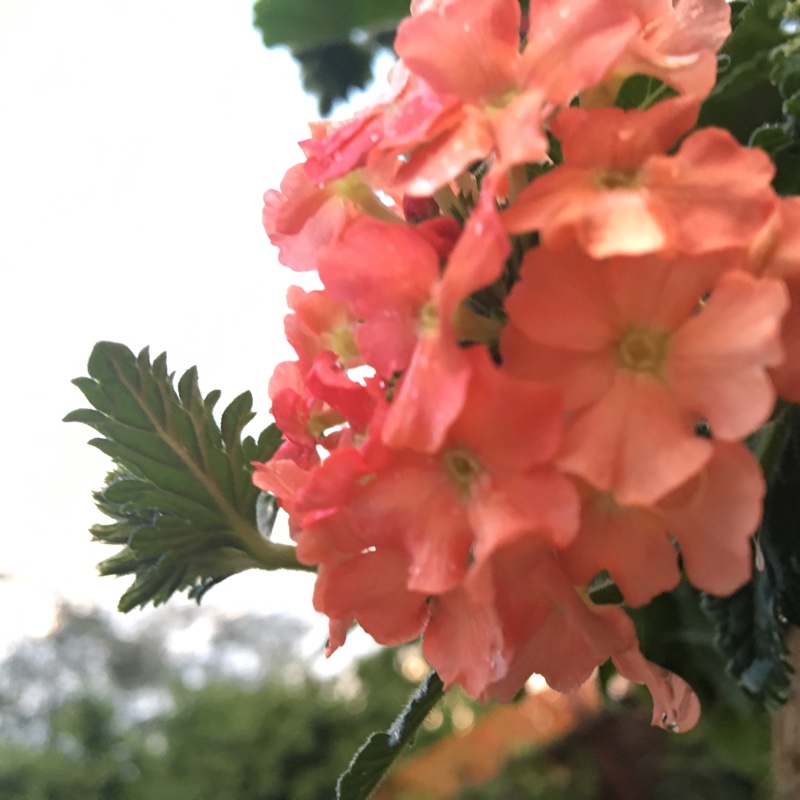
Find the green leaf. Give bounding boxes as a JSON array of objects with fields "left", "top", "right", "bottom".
[
  {"left": 66, "top": 342, "right": 312, "bottom": 611},
  {"left": 295, "top": 42, "right": 376, "bottom": 117},
  {"left": 252, "top": 0, "right": 406, "bottom": 114},
  {"left": 702, "top": 569, "right": 791, "bottom": 711},
  {"left": 253, "top": 0, "right": 407, "bottom": 50},
  {"left": 336, "top": 670, "right": 445, "bottom": 800},
  {"left": 749, "top": 120, "right": 800, "bottom": 194},
  {"left": 757, "top": 411, "right": 800, "bottom": 627},
  {"left": 699, "top": 0, "right": 790, "bottom": 141},
  {"left": 614, "top": 74, "right": 677, "bottom": 111},
  {"left": 700, "top": 409, "right": 800, "bottom": 711},
  {"left": 587, "top": 571, "right": 624, "bottom": 606}
]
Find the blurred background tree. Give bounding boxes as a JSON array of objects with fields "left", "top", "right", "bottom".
[
  {"left": 0, "top": 603, "right": 772, "bottom": 799},
  {"left": 0, "top": 605, "right": 455, "bottom": 800}
]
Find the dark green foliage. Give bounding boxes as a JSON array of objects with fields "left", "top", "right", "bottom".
[
  {"left": 758, "top": 417, "right": 800, "bottom": 626},
  {"left": 694, "top": 410, "right": 800, "bottom": 713},
  {"left": 629, "top": 581, "right": 753, "bottom": 714},
  {"left": 0, "top": 608, "right": 439, "bottom": 800},
  {"left": 702, "top": 574, "right": 791, "bottom": 712},
  {"left": 701, "top": 413, "right": 800, "bottom": 712},
  {"left": 615, "top": 75, "right": 678, "bottom": 111},
  {"left": 701, "top": 0, "right": 800, "bottom": 195},
  {"left": 252, "top": 0, "right": 407, "bottom": 50},
  {"left": 587, "top": 570, "right": 625, "bottom": 606},
  {"left": 457, "top": 710, "right": 760, "bottom": 800},
  {"left": 336, "top": 670, "right": 444, "bottom": 800},
  {"left": 252, "top": 0, "right": 407, "bottom": 114},
  {"left": 616, "top": 583, "right": 774, "bottom": 779},
  {"left": 295, "top": 41, "right": 377, "bottom": 117},
  {"left": 65, "top": 342, "right": 307, "bottom": 612},
  {"left": 699, "top": 0, "right": 789, "bottom": 142}
]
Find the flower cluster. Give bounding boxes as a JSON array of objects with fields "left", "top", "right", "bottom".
[{"left": 254, "top": 0, "right": 798, "bottom": 732}]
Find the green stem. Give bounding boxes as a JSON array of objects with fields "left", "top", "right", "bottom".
[{"left": 245, "top": 535, "right": 316, "bottom": 573}]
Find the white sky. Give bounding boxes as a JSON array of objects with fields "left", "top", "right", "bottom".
[{"left": 0, "top": 0, "right": 386, "bottom": 666}]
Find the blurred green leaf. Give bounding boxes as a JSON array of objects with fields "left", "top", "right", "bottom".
[
  {"left": 614, "top": 74, "right": 677, "bottom": 111},
  {"left": 702, "top": 570, "right": 791, "bottom": 711},
  {"left": 699, "top": 0, "right": 790, "bottom": 141},
  {"left": 252, "top": 0, "right": 406, "bottom": 114},
  {"left": 65, "top": 342, "right": 310, "bottom": 611},
  {"left": 336, "top": 670, "right": 444, "bottom": 800},
  {"left": 587, "top": 571, "right": 624, "bottom": 606},
  {"left": 253, "top": 0, "right": 407, "bottom": 49}
]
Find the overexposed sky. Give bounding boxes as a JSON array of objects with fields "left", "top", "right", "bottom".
[{"left": 0, "top": 0, "right": 385, "bottom": 662}]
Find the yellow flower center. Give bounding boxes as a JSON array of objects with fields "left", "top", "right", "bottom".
[
  {"left": 419, "top": 301, "right": 440, "bottom": 335},
  {"left": 444, "top": 448, "right": 483, "bottom": 494},
  {"left": 594, "top": 168, "right": 640, "bottom": 190},
  {"left": 326, "top": 326, "right": 360, "bottom": 366},
  {"left": 306, "top": 408, "right": 346, "bottom": 439},
  {"left": 617, "top": 326, "right": 670, "bottom": 376}
]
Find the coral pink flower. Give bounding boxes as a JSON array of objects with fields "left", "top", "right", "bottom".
[
  {"left": 585, "top": 0, "right": 731, "bottom": 105},
  {"left": 384, "top": 0, "right": 639, "bottom": 194},
  {"left": 262, "top": 164, "right": 397, "bottom": 272},
  {"left": 314, "top": 550, "right": 432, "bottom": 648},
  {"left": 502, "top": 245, "right": 787, "bottom": 504},
  {"left": 259, "top": 351, "right": 574, "bottom": 664},
  {"left": 423, "top": 536, "right": 701, "bottom": 731},
  {"left": 748, "top": 198, "right": 800, "bottom": 403},
  {"left": 284, "top": 286, "right": 360, "bottom": 374},
  {"left": 300, "top": 63, "right": 415, "bottom": 185},
  {"left": 288, "top": 348, "right": 573, "bottom": 595},
  {"left": 318, "top": 202, "right": 510, "bottom": 452},
  {"left": 560, "top": 441, "right": 764, "bottom": 607},
  {"left": 266, "top": 353, "right": 373, "bottom": 465},
  {"left": 502, "top": 98, "right": 778, "bottom": 258}
]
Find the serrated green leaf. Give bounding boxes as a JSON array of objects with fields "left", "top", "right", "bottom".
[
  {"left": 220, "top": 392, "right": 254, "bottom": 450},
  {"left": 88, "top": 438, "right": 217, "bottom": 509},
  {"left": 67, "top": 342, "right": 311, "bottom": 611},
  {"left": 177, "top": 366, "right": 201, "bottom": 409},
  {"left": 137, "top": 348, "right": 168, "bottom": 426},
  {"left": 702, "top": 570, "right": 791, "bottom": 711},
  {"left": 257, "top": 423, "right": 284, "bottom": 461},
  {"left": 103, "top": 481, "right": 227, "bottom": 526},
  {"left": 78, "top": 413, "right": 189, "bottom": 469},
  {"left": 96, "top": 547, "right": 141, "bottom": 576},
  {"left": 336, "top": 671, "right": 444, "bottom": 800},
  {"left": 71, "top": 376, "right": 111, "bottom": 414},
  {"left": 117, "top": 554, "right": 188, "bottom": 612}
]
